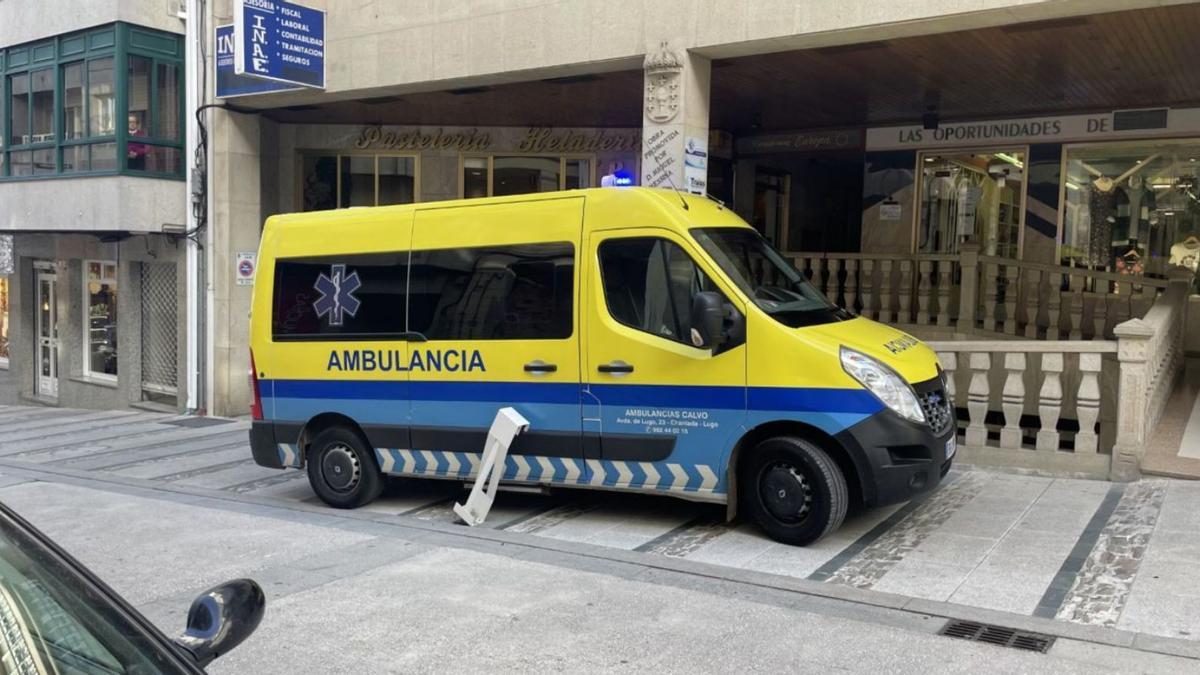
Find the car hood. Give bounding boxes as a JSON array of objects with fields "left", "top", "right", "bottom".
[{"left": 800, "top": 316, "right": 941, "bottom": 384}]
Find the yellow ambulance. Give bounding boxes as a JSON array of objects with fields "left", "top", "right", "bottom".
[{"left": 248, "top": 186, "right": 954, "bottom": 545}]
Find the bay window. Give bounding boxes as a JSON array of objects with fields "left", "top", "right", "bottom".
[{"left": 0, "top": 24, "right": 182, "bottom": 180}]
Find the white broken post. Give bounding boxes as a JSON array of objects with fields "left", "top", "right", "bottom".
[{"left": 453, "top": 407, "right": 530, "bottom": 527}]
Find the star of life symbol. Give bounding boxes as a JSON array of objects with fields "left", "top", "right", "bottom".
[{"left": 313, "top": 264, "right": 362, "bottom": 326}]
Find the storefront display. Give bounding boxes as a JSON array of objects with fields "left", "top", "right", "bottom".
[
  {"left": 1062, "top": 140, "right": 1200, "bottom": 278},
  {"left": 917, "top": 150, "right": 1024, "bottom": 257}
]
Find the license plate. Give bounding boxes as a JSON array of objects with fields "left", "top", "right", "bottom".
[{"left": 945, "top": 436, "right": 957, "bottom": 460}]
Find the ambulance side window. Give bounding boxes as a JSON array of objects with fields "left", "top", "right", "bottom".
[
  {"left": 598, "top": 237, "right": 721, "bottom": 345},
  {"left": 408, "top": 242, "right": 574, "bottom": 340},
  {"left": 272, "top": 253, "right": 408, "bottom": 341}
]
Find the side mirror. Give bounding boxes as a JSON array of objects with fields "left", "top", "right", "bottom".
[
  {"left": 690, "top": 291, "right": 726, "bottom": 350},
  {"left": 174, "top": 579, "right": 265, "bottom": 668}
]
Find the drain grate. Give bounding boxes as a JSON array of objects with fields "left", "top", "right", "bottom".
[
  {"left": 163, "top": 417, "right": 236, "bottom": 428},
  {"left": 939, "top": 620, "right": 1055, "bottom": 653}
]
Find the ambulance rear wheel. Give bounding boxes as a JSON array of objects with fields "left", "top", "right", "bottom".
[
  {"left": 306, "top": 427, "right": 383, "bottom": 509},
  {"left": 742, "top": 436, "right": 847, "bottom": 546}
]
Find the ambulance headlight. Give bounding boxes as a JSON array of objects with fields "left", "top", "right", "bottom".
[{"left": 840, "top": 347, "right": 925, "bottom": 424}]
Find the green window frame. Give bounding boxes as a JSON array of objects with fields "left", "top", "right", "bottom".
[{"left": 0, "top": 23, "right": 183, "bottom": 181}]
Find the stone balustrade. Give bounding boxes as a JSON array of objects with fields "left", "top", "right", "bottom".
[
  {"left": 786, "top": 246, "right": 1171, "bottom": 339},
  {"left": 925, "top": 273, "right": 1190, "bottom": 479}
]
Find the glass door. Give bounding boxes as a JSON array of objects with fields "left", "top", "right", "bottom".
[
  {"left": 35, "top": 270, "right": 58, "bottom": 398},
  {"left": 917, "top": 149, "right": 1026, "bottom": 257}
]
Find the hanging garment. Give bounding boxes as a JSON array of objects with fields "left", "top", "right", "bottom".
[{"left": 1087, "top": 186, "right": 1119, "bottom": 267}]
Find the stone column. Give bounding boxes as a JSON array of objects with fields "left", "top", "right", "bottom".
[
  {"left": 208, "top": 109, "right": 264, "bottom": 417},
  {"left": 1111, "top": 317, "right": 1154, "bottom": 481},
  {"left": 640, "top": 41, "right": 710, "bottom": 195}
]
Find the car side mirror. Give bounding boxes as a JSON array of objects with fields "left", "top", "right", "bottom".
[
  {"left": 173, "top": 579, "right": 265, "bottom": 668},
  {"left": 690, "top": 291, "right": 726, "bottom": 350}
]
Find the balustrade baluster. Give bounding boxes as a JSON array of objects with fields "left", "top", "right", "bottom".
[
  {"left": 898, "top": 259, "right": 913, "bottom": 324},
  {"left": 983, "top": 262, "right": 1000, "bottom": 333},
  {"left": 1068, "top": 272, "right": 1084, "bottom": 340},
  {"left": 860, "top": 259, "right": 875, "bottom": 320},
  {"left": 1024, "top": 268, "right": 1042, "bottom": 338},
  {"left": 831, "top": 259, "right": 845, "bottom": 308},
  {"left": 1046, "top": 271, "right": 1062, "bottom": 340},
  {"left": 1075, "top": 353, "right": 1102, "bottom": 453},
  {"left": 916, "top": 260, "right": 932, "bottom": 325},
  {"left": 1000, "top": 353, "right": 1026, "bottom": 448},
  {"left": 1092, "top": 280, "right": 1109, "bottom": 339},
  {"left": 1003, "top": 265, "right": 1020, "bottom": 335},
  {"left": 965, "top": 353, "right": 991, "bottom": 447},
  {"left": 844, "top": 259, "right": 859, "bottom": 313},
  {"left": 1036, "top": 353, "right": 1064, "bottom": 451},
  {"left": 878, "top": 259, "right": 894, "bottom": 324},
  {"left": 936, "top": 262, "right": 952, "bottom": 327}
]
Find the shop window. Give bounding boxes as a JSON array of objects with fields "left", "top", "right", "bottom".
[
  {"left": 918, "top": 150, "right": 1025, "bottom": 258},
  {"left": 84, "top": 261, "right": 118, "bottom": 379},
  {"left": 460, "top": 154, "right": 594, "bottom": 197},
  {"left": 1062, "top": 141, "right": 1200, "bottom": 279},
  {"left": 301, "top": 153, "right": 418, "bottom": 211},
  {"left": 408, "top": 243, "right": 574, "bottom": 340}
]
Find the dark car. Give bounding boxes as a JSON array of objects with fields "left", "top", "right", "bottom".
[{"left": 0, "top": 501, "right": 264, "bottom": 673}]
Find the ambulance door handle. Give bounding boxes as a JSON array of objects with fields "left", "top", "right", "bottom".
[
  {"left": 524, "top": 361, "right": 558, "bottom": 374},
  {"left": 597, "top": 361, "right": 634, "bottom": 374}
]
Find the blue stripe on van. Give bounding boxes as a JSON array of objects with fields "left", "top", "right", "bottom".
[{"left": 262, "top": 379, "right": 881, "bottom": 416}]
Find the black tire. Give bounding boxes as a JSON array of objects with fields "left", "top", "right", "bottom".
[
  {"left": 741, "top": 436, "right": 848, "bottom": 546},
  {"left": 306, "top": 426, "right": 384, "bottom": 509}
]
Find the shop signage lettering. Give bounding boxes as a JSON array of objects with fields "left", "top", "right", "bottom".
[
  {"left": 518, "top": 127, "right": 640, "bottom": 153},
  {"left": 893, "top": 120, "right": 1062, "bottom": 146},
  {"left": 642, "top": 128, "right": 681, "bottom": 189},
  {"left": 867, "top": 107, "right": 1200, "bottom": 151},
  {"left": 738, "top": 129, "right": 864, "bottom": 154},
  {"left": 354, "top": 126, "right": 493, "bottom": 152}
]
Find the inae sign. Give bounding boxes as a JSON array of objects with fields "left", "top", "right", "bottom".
[{"left": 234, "top": 0, "right": 325, "bottom": 89}]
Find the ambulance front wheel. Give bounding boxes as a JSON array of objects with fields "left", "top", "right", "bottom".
[
  {"left": 742, "top": 436, "right": 848, "bottom": 546},
  {"left": 306, "top": 426, "right": 384, "bottom": 509}
]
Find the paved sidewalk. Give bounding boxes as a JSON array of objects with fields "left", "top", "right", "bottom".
[{"left": 0, "top": 403, "right": 1197, "bottom": 648}]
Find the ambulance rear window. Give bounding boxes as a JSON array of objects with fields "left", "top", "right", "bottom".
[{"left": 272, "top": 252, "right": 408, "bottom": 341}]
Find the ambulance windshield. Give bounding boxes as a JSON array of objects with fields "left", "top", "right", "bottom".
[{"left": 692, "top": 228, "right": 853, "bottom": 328}]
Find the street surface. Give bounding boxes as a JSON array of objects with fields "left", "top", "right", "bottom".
[{"left": 0, "top": 403, "right": 1197, "bottom": 672}]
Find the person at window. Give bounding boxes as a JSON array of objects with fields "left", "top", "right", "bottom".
[{"left": 127, "top": 113, "right": 147, "bottom": 170}]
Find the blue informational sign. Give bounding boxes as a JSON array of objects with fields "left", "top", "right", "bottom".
[
  {"left": 215, "top": 25, "right": 299, "bottom": 98},
  {"left": 234, "top": 0, "right": 325, "bottom": 89}
]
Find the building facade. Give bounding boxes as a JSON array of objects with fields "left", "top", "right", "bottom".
[
  {"left": 0, "top": 4, "right": 190, "bottom": 411},
  {"left": 4, "top": 0, "right": 1200, "bottom": 418}
]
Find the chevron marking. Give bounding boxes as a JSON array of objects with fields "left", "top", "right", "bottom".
[
  {"left": 614, "top": 461, "right": 633, "bottom": 486},
  {"left": 376, "top": 449, "right": 395, "bottom": 473},
  {"left": 419, "top": 450, "right": 438, "bottom": 475},
  {"left": 667, "top": 463, "right": 688, "bottom": 491},
  {"left": 640, "top": 462, "right": 661, "bottom": 489},
  {"left": 512, "top": 455, "right": 532, "bottom": 480},
  {"left": 445, "top": 452, "right": 461, "bottom": 476},
  {"left": 586, "top": 459, "right": 605, "bottom": 486},
  {"left": 563, "top": 458, "right": 581, "bottom": 482},
  {"left": 697, "top": 464, "right": 718, "bottom": 491},
  {"left": 397, "top": 449, "right": 415, "bottom": 473},
  {"left": 536, "top": 456, "right": 555, "bottom": 481}
]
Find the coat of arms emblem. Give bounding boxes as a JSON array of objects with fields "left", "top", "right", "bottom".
[{"left": 644, "top": 41, "right": 683, "bottom": 123}]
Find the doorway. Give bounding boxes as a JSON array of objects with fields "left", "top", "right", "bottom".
[
  {"left": 753, "top": 169, "right": 790, "bottom": 248},
  {"left": 35, "top": 268, "right": 58, "bottom": 399}
]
